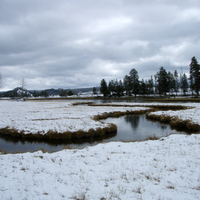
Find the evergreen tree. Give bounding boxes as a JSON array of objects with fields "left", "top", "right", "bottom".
[
  {"left": 108, "top": 80, "right": 115, "bottom": 95},
  {"left": 129, "top": 68, "right": 139, "bottom": 97},
  {"left": 67, "top": 89, "right": 74, "bottom": 96},
  {"left": 155, "top": 67, "right": 169, "bottom": 95},
  {"left": 33, "top": 90, "right": 39, "bottom": 97},
  {"left": 181, "top": 73, "right": 189, "bottom": 95},
  {"left": 174, "top": 70, "right": 179, "bottom": 95},
  {"left": 116, "top": 80, "right": 124, "bottom": 96},
  {"left": 123, "top": 75, "right": 131, "bottom": 96},
  {"left": 189, "top": 70, "right": 195, "bottom": 95},
  {"left": 154, "top": 75, "right": 158, "bottom": 94},
  {"left": 140, "top": 79, "right": 147, "bottom": 95},
  {"left": 147, "top": 76, "right": 154, "bottom": 95},
  {"left": 100, "top": 79, "right": 109, "bottom": 97},
  {"left": 167, "top": 71, "right": 174, "bottom": 95},
  {"left": 60, "top": 89, "right": 67, "bottom": 96},
  {"left": 93, "top": 87, "right": 97, "bottom": 95},
  {"left": 189, "top": 56, "right": 200, "bottom": 96},
  {"left": 113, "top": 79, "right": 119, "bottom": 95},
  {"left": 40, "top": 90, "right": 48, "bottom": 97}
]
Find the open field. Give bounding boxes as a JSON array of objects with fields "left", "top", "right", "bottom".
[
  {"left": 0, "top": 100, "right": 153, "bottom": 139},
  {"left": 0, "top": 100, "right": 200, "bottom": 199}
]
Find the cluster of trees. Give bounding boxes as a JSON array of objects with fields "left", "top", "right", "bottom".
[
  {"left": 100, "top": 56, "right": 200, "bottom": 97},
  {"left": 59, "top": 89, "right": 74, "bottom": 97},
  {"left": 32, "top": 90, "right": 49, "bottom": 97},
  {"left": 32, "top": 89, "right": 74, "bottom": 97}
]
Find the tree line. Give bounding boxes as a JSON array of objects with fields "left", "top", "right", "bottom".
[{"left": 100, "top": 56, "right": 200, "bottom": 97}]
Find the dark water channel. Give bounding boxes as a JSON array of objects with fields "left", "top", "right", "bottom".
[{"left": 0, "top": 114, "right": 191, "bottom": 153}]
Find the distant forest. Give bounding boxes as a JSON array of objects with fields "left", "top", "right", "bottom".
[
  {"left": 100, "top": 56, "right": 200, "bottom": 97},
  {"left": 1, "top": 57, "right": 200, "bottom": 98}
]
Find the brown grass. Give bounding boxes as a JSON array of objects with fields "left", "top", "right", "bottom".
[
  {"left": 72, "top": 102, "right": 93, "bottom": 106},
  {"left": 92, "top": 109, "right": 152, "bottom": 121},
  {"left": 0, "top": 123, "right": 117, "bottom": 140},
  {"left": 86, "top": 103, "right": 191, "bottom": 111},
  {"left": 147, "top": 113, "right": 200, "bottom": 132},
  {"left": 0, "top": 103, "right": 197, "bottom": 142}
]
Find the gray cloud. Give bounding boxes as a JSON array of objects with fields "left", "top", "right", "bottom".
[{"left": 0, "top": 0, "right": 200, "bottom": 90}]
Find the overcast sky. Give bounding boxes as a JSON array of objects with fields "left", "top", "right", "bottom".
[{"left": 0, "top": 0, "right": 200, "bottom": 91}]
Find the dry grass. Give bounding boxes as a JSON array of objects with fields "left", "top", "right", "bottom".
[
  {"left": 147, "top": 113, "right": 200, "bottom": 132},
  {"left": 85, "top": 102, "right": 190, "bottom": 111},
  {"left": 72, "top": 102, "right": 93, "bottom": 106},
  {"left": 92, "top": 110, "right": 152, "bottom": 121},
  {"left": 0, "top": 102, "right": 197, "bottom": 142},
  {"left": 0, "top": 124, "right": 117, "bottom": 140}
]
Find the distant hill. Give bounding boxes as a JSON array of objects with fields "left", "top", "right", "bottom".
[
  {"left": 0, "top": 87, "right": 32, "bottom": 98},
  {"left": 0, "top": 87, "right": 100, "bottom": 97}
]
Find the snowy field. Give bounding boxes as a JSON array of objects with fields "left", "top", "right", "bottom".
[
  {"left": 0, "top": 100, "right": 150, "bottom": 134},
  {"left": 0, "top": 100, "right": 200, "bottom": 199}
]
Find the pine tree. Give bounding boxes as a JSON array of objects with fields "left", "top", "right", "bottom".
[
  {"left": 167, "top": 71, "right": 174, "bottom": 95},
  {"left": 67, "top": 89, "right": 74, "bottom": 96},
  {"left": 108, "top": 80, "right": 115, "bottom": 95},
  {"left": 155, "top": 67, "right": 169, "bottom": 95},
  {"left": 123, "top": 75, "right": 131, "bottom": 96},
  {"left": 60, "top": 89, "right": 67, "bottom": 96},
  {"left": 129, "top": 68, "right": 139, "bottom": 97},
  {"left": 140, "top": 79, "right": 147, "bottom": 95},
  {"left": 108, "top": 79, "right": 124, "bottom": 96},
  {"left": 189, "top": 56, "right": 200, "bottom": 96},
  {"left": 93, "top": 87, "right": 97, "bottom": 95},
  {"left": 100, "top": 79, "right": 109, "bottom": 97},
  {"left": 174, "top": 70, "right": 179, "bottom": 96},
  {"left": 147, "top": 76, "right": 154, "bottom": 95},
  {"left": 181, "top": 73, "right": 189, "bottom": 95},
  {"left": 33, "top": 90, "right": 39, "bottom": 97},
  {"left": 116, "top": 80, "right": 124, "bottom": 96},
  {"left": 40, "top": 90, "right": 48, "bottom": 97}
]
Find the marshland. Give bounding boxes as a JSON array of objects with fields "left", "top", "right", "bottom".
[{"left": 0, "top": 99, "right": 200, "bottom": 199}]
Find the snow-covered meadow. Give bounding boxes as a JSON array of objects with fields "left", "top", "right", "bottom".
[
  {"left": 0, "top": 100, "right": 150, "bottom": 135},
  {"left": 0, "top": 100, "right": 200, "bottom": 199}
]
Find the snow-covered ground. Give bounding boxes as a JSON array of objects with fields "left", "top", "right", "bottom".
[
  {"left": 0, "top": 100, "right": 150, "bottom": 134},
  {"left": 0, "top": 100, "right": 200, "bottom": 199},
  {"left": 0, "top": 134, "right": 199, "bottom": 199}
]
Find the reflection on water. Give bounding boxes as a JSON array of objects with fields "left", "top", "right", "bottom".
[
  {"left": 0, "top": 115, "right": 191, "bottom": 153},
  {"left": 101, "top": 115, "right": 190, "bottom": 142},
  {"left": 124, "top": 115, "right": 140, "bottom": 131},
  {"left": 0, "top": 132, "right": 116, "bottom": 153}
]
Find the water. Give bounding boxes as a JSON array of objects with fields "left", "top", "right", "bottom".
[
  {"left": 0, "top": 115, "right": 190, "bottom": 153},
  {"left": 0, "top": 132, "right": 117, "bottom": 153},
  {"left": 101, "top": 115, "right": 190, "bottom": 142},
  {"left": 47, "top": 98, "right": 193, "bottom": 104}
]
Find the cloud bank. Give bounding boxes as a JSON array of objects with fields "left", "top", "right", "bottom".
[{"left": 0, "top": 0, "right": 200, "bottom": 90}]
